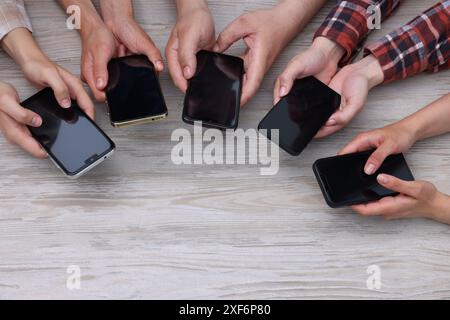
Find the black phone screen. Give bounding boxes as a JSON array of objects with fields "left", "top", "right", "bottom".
[
  {"left": 183, "top": 50, "right": 244, "bottom": 130},
  {"left": 313, "top": 151, "right": 415, "bottom": 208},
  {"left": 258, "top": 76, "right": 341, "bottom": 156},
  {"left": 22, "top": 88, "right": 115, "bottom": 176},
  {"left": 106, "top": 55, "right": 167, "bottom": 124}
]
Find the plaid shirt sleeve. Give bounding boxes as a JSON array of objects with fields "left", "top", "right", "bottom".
[
  {"left": 0, "top": 0, "right": 32, "bottom": 41},
  {"left": 365, "top": 1, "right": 450, "bottom": 84},
  {"left": 314, "top": 0, "right": 403, "bottom": 66}
]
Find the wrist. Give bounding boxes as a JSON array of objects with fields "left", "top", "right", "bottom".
[
  {"left": 1, "top": 28, "right": 47, "bottom": 68},
  {"left": 79, "top": 7, "right": 106, "bottom": 39},
  {"left": 176, "top": 0, "right": 209, "bottom": 15},
  {"left": 100, "top": 0, "right": 134, "bottom": 27},
  {"left": 352, "top": 54, "right": 384, "bottom": 89},
  {"left": 274, "top": 1, "right": 305, "bottom": 30},
  {"left": 429, "top": 193, "right": 450, "bottom": 224},
  {"left": 312, "top": 37, "right": 345, "bottom": 66}
]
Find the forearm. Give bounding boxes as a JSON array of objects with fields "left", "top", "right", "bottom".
[
  {"left": 276, "top": 0, "right": 327, "bottom": 33},
  {"left": 398, "top": 94, "right": 450, "bottom": 142},
  {"left": 1, "top": 28, "right": 46, "bottom": 68},
  {"left": 58, "top": 0, "right": 103, "bottom": 38},
  {"left": 99, "top": 0, "right": 134, "bottom": 25}
]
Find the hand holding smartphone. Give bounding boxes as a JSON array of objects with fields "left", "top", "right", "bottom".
[
  {"left": 183, "top": 50, "right": 244, "bottom": 130},
  {"left": 22, "top": 88, "right": 115, "bottom": 178},
  {"left": 106, "top": 55, "right": 168, "bottom": 128},
  {"left": 313, "top": 151, "right": 415, "bottom": 208},
  {"left": 258, "top": 76, "right": 341, "bottom": 156}
]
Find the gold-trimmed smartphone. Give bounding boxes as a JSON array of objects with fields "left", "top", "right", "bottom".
[{"left": 106, "top": 55, "right": 168, "bottom": 128}]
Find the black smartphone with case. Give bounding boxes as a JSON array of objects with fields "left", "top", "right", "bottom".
[
  {"left": 22, "top": 88, "right": 115, "bottom": 178},
  {"left": 183, "top": 50, "right": 244, "bottom": 130},
  {"left": 106, "top": 55, "right": 168, "bottom": 128},
  {"left": 313, "top": 151, "right": 415, "bottom": 208},
  {"left": 258, "top": 76, "right": 341, "bottom": 156}
]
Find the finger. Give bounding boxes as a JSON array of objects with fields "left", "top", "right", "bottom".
[
  {"left": 82, "top": 57, "right": 106, "bottom": 102},
  {"left": 166, "top": 35, "right": 188, "bottom": 92},
  {"left": 59, "top": 69, "right": 95, "bottom": 119},
  {"left": 141, "top": 37, "right": 164, "bottom": 72},
  {"left": 0, "top": 113, "right": 47, "bottom": 158},
  {"left": 43, "top": 69, "right": 71, "bottom": 108},
  {"left": 364, "top": 140, "right": 396, "bottom": 175},
  {"left": 178, "top": 35, "right": 198, "bottom": 80},
  {"left": 351, "top": 195, "right": 413, "bottom": 217},
  {"left": 273, "top": 58, "right": 306, "bottom": 105},
  {"left": 241, "top": 48, "right": 266, "bottom": 106},
  {"left": 377, "top": 174, "right": 423, "bottom": 198},
  {"left": 315, "top": 118, "right": 344, "bottom": 138},
  {"left": 214, "top": 17, "right": 248, "bottom": 53},
  {"left": 338, "top": 134, "right": 374, "bottom": 155},
  {"left": 93, "top": 47, "right": 114, "bottom": 92},
  {"left": 315, "top": 98, "right": 364, "bottom": 138},
  {"left": 0, "top": 95, "right": 42, "bottom": 127}
]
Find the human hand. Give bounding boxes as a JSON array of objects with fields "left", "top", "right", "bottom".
[
  {"left": 339, "top": 122, "right": 417, "bottom": 175},
  {"left": 79, "top": 0, "right": 163, "bottom": 101},
  {"left": 352, "top": 174, "right": 450, "bottom": 224},
  {"left": 214, "top": 3, "right": 305, "bottom": 106},
  {"left": 315, "top": 54, "right": 384, "bottom": 138},
  {"left": 0, "top": 82, "right": 47, "bottom": 158},
  {"left": 274, "top": 37, "right": 344, "bottom": 104},
  {"left": 166, "top": 0, "right": 215, "bottom": 92},
  {"left": 1, "top": 28, "right": 94, "bottom": 117}
]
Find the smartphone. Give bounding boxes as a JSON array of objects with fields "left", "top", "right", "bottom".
[
  {"left": 106, "top": 55, "right": 168, "bottom": 128},
  {"left": 258, "top": 76, "right": 341, "bottom": 156},
  {"left": 183, "top": 50, "right": 244, "bottom": 130},
  {"left": 313, "top": 151, "right": 415, "bottom": 208},
  {"left": 22, "top": 88, "right": 115, "bottom": 179}
]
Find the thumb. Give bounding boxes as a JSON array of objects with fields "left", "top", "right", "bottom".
[
  {"left": 214, "top": 17, "right": 248, "bottom": 53},
  {"left": 93, "top": 48, "right": 114, "bottom": 91},
  {"left": 274, "top": 58, "right": 306, "bottom": 105},
  {"left": 377, "top": 174, "right": 420, "bottom": 198},
  {"left": 178, "top": 37, "right": 198, "bottom": 80}
]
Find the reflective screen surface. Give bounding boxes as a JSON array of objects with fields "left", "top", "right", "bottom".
[
  {"left": 259, "top": 76, "right": 341, "bottom": 156},
  {"left": 183, "top": 50, "right": 244, "bottom": 129},
  {"left": 106, "top": 55, "right": 167, "bottom": 124},
  {"left": 22, "top": 88, "right": 114, "bottom": 176},
  {"left": 314, "top": 151, "right": 415, "bottom": 207}
]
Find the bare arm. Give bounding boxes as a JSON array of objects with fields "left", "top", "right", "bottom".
[{"left": 406, "top": 94, "right": 450, "bottom": 142}]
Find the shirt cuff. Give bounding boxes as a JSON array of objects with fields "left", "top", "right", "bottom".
[
  {"left": 0, "top": 2, "right": 33, "bottom": 41},
  {"left": 314, "top": 1, "right": 371, "bottom": 66}
]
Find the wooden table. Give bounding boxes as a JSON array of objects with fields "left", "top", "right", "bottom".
[{"left": 0, "top": 0, "right": 449, "bottom": 299}]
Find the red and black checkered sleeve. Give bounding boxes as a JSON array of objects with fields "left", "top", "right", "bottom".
[
  {"left": 365, "top": 1, "right": 450, "bottom": 84},
  {"left": 314, "top": 0, "right": 403, "bottom": 66}
]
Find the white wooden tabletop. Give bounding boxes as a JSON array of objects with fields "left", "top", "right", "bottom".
[{"left": 0, "top": 0, "right": 449, "bottom": 299}]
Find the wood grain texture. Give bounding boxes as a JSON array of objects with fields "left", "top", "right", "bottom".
[{"left": 0, "top": 0, "right": 449, "bottom": 299}]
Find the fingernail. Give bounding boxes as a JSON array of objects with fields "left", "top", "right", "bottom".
[
  {"left": 96, "top": 78, "right": 104, "bottom": 89},
  {"left": 31, "top": 117, "right": 42, "bottom": 127},
  {"left": 280, "top": 86, "right": 287, "bottom": 97},
  {"left": 61, "top": 98, "right": 71, "bottom": 108},
  {"left": 156, "top": 61, "right": 164, "bottom": 71},
  {"left": 377, "top": 174, "right": 389, "bottom": 184},
  {"left": 213, "top": 44, "right": 219, "bottom": 52},
  {"left": 327, "top": 118, "right": 336, "bottom": 126},
  {"left": 365, "top": 163, "right": 376, "bottom": 175},
  {"left": 183, "top": 66, "right": 192, "bottom": 79}
]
